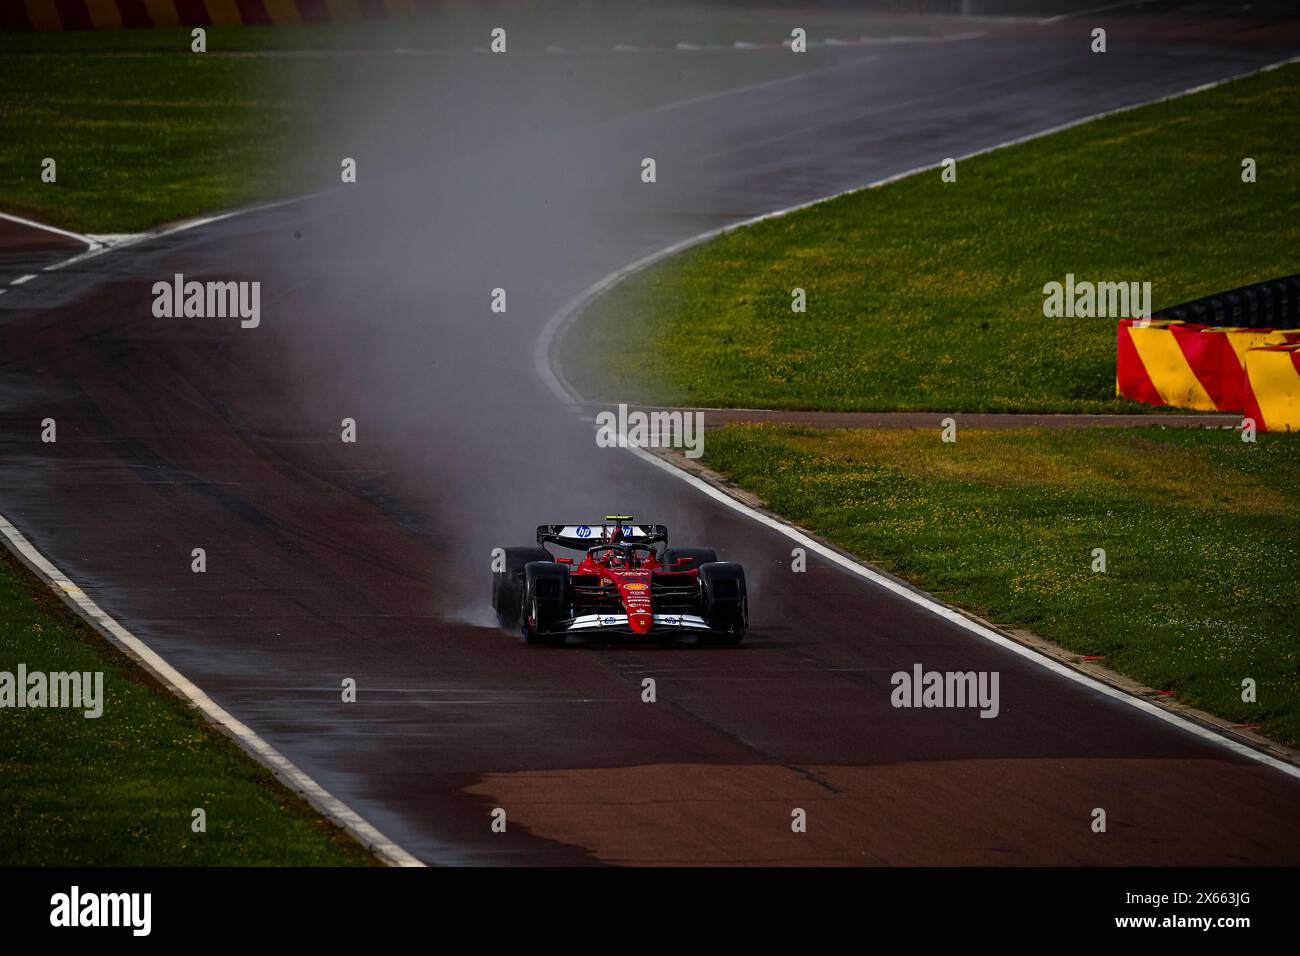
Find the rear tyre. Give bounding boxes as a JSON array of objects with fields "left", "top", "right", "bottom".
[
  {"left": 493, "top": 547, "right": 551, "bottom": 630},
  {"left": 698, "top": 561, "right": 747, "bottom": 645},
  {"left": 521, "top": 561, "right": 571, "bottom": 647}
]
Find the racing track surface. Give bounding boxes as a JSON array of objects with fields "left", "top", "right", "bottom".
[{"left": 3, "top": 4, "right": 1300, "bottom": 864}]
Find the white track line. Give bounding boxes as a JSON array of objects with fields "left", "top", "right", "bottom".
[
  {"left": 2, "top": 192, "right": 328, "bottom": 283},
  {"left": 536, "top": 55, "right": 1300, "bottom": 781},
  {"left": 0, "top": 212, "right": 103, "bottom": 287},
  {"left": 626, "top": 445, "right": 1300, "bottom": 780},
  {"left": 643, "top": 54, "right": 878, "bottom": 117},
  {"left": 0, "top": 515, "right": 424, "bottom": 866},
  {"left": 537, "top": 54, "right": 1300, "bottom": 407},
  {"left": 0, "top": 211, "right": 100, "bottom": 251},
  {"left": 1040, "top": 0, "right": 1154, "bottom": 25},
  {"left": 1, "top": 194, "right": 425, "bottom": 866}
]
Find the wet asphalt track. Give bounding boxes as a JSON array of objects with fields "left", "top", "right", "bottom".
[{"left": 3, "top": 5, "right": 1300, "bottom": 864}]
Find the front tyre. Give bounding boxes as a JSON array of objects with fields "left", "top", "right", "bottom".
[
  {"left": 493, "top": 547, "right": 551, "bottom": 630},
  {"left": 698, "top": 561, "right": 747, "bottom": 645},
  {"left": 521, "top": 561, "right": 570, "bottom": 647}
]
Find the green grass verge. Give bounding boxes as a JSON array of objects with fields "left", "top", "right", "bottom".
[
  {"left": 0, "top": 28, "right": 311, "bottom": 233},
  {"left": 0, "top": 545, "right": 374, "bottom": 865},
  {"left": 700, "top": 424, "right": 1300, "bottom": 747},
  {"left": 0, "top": 21, "right": 871, "bottom": 234},
  {"left": 565, "top": 64, "right": 1300, "bottom": 413}
]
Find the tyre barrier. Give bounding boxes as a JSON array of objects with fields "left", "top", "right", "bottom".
[
  {"left": 1153, "top": 273, "right": 1300, "bottom": 330},
  {"left": 1116, "top": 319, "right": 1300, "bottom": 413},
  {"left": 0, "top": 1, "right": 473, "bottom": 30},
  {"left": 1243, "top": 344, "right": 1300, "bottom": 433}
]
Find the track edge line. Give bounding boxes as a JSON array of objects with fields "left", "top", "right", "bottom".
[
  {"left": 537, "top": 52, "right": 1300, "bottom": 781},
  {"left": 641, "top": 447, "right": 1300, "bottom": 775},
  {"left": 535, "top": 53, "right": 1300, "bottom": 409},
  {"left": 0, "top": 511, "right": 426, "bottom": 868}
]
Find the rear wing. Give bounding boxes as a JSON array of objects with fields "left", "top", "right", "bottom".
[{"left": 537, "top": 523, "right": 668, "bottom": 550}]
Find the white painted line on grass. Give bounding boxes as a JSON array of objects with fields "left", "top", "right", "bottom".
[
  {"left": 537, "top": 53, "right": 1300, "bottom": 782},
  {"left": 0, "top": 514, "right": 425, "bottom": 866}
]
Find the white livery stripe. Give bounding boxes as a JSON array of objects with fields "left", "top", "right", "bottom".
[{"left": 557, "top": 524, "right": 653, "bottom": 540}]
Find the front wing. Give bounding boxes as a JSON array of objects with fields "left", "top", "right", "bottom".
[{"left": 556, "top": 612, "right": 715, "bottom": 635}]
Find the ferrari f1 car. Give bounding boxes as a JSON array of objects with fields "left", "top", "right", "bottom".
[{"left": 492, "top": 516, "right": 747, "bottom": 646}]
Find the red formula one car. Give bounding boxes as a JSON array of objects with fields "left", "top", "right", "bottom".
[{"left": 492, "top": 516, "right": 747, "bottom": 646}]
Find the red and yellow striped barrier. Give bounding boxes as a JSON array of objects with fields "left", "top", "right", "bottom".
[
  {"left": 0, "top": 1, "right": 484, "bottom": 29},
  {"left": 1243, "top": 344, "right": 1300, "bottom": 432},
  {"left": 1116, "top": 319, "right": 1300, "bottom": 413}
]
